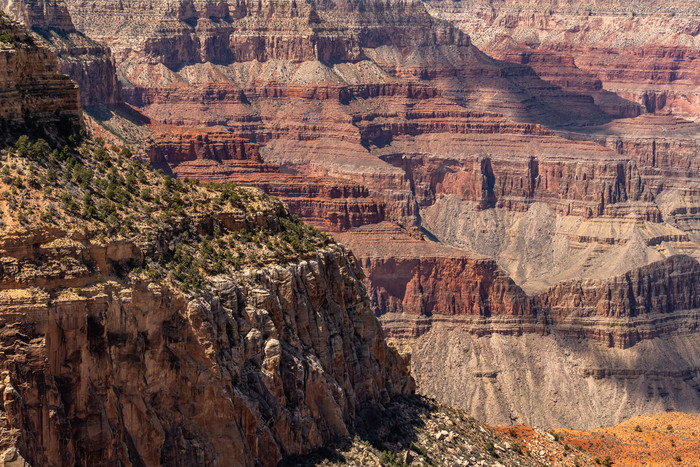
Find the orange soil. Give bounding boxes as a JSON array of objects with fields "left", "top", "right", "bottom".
[{"left": 556, "top": 412, "right": 700, "bottom": 466}]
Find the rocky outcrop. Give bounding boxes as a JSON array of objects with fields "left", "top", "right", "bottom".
[
  {"left": 535, "top": 254, "right": 700, "bottom": 347},
  {"left": 0, "top": 130, "right": 413, "bottom": 467},
  {"left": 336, "top": 222, "right": 532, "bottom": 337},
  {"left": 385, "top": 148, "right": 659, "bottom": 220},
  {"left": 0, "top": 0, "right": 122, "bottom": 106},
  {"left": 0, "top": 31, "right": 413, "bottom": 463},
  {"left": 426, "top": 0, "right": 700, "bottom": 117},
  {"left": 55, "top": 0, "right": 699, "bottom": 238},
  {"left": 0, "top": 14, "right": 81, "bottom": 138},
  {"left": 0, "top": 228, "right": 412, "bottom": 466},
  {"left": 48, "top": 0, "right": 700, "bottom": 434}
]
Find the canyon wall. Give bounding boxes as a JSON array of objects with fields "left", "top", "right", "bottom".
[
  {"left": 41, "top": 0, "right": 700, "bottom": 431},
  {"left": 425, "top": 0, "right": 700, "bottom": 117},
  {"left": 386, "top": 254, "right": 700, "bottom": 429},
  {"left": 0, "top": 14, "right": 81, "bottom": 138},
  {"left": 0, "top": 0, "right": 122, "bottom": 106}
]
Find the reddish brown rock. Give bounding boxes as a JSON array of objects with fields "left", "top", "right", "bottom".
[
  {"left": 0, "top": 0, "right": 122, "bottom": 106},
  {"left": 338, "top": 219, "right": 700, "bottom": 348},
  {"left": 426, "top": 0, "right": 700, "bottom": 117},
  {"left": 147, "top": 124, "right": 264, "bottom": 164},
  {"left": 146, "top": 124, "right": 388, "bottom": 232},
  {"left": 0, "top": 16, "right": 81, "bottom": 136},
  {"left": 336, "top": 222, "right": 531, "bottom": 337},
  {"left": 0, "top": 233, "right": 413, "bottom": 466}
]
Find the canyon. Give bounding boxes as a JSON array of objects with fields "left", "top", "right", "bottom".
[
  {"left": 0, "top": 15, "right": 603, "bottom": 466},
  {"left": 425, "top": 0, "right": 700, "bottom": 118},
  {"left": 1, "top": 0, "right": 699, "bottom": 455},
  {"left": 0, "top": 23, "right": 415, "bottom": 461}
]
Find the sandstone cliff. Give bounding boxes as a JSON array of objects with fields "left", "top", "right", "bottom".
[
  {"left": 0, "top": 13, "right": 81, "bottom": 140},
  {"left": 0, "top": 28, "right": 413, "bottom": 463},
  {"left": 0, "top": 0, "right": 122, "bottom": 106}
]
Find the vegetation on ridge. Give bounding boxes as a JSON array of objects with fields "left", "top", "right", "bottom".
[
  {"left": 0, "top": 11, "right": 35, "bottom": 49},
  {"left": 0, "top": 134, "right": 333, "bottom": 292}
]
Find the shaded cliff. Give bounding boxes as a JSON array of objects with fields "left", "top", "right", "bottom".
[
  {"left": 0, "top": 137, "right": 413, "bottom": 466},
  {"left": 0, "top": 13, "right": 81, "bottom": 141},
  {"left": 0, "top": 0, "right": 121, "bottom": 106},
  {"left": 0, "top": 25, "right": 413, "bottom": 464}
]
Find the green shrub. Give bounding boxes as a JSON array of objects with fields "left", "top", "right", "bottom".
[
  {"left": 40, "top": 211, "right": 53, "bottom": 222},
  {"left": 486, "top": 442, "right": 498, "bottom": 458},
  {"left": 0, "top": 32, "right": 17, "bottom": 47}
]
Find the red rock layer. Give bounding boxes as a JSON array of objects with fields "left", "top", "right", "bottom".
[
  {"left": 336, "top": 223, "right": 532, "bottom": 337},
  {"left": 0, "top": 0, "right": 122, "bottom": 106},
  {"left": 487, "top": 47, "right": 644, "bottom": 117},
  {"left": 0, "top": 16, "right": 81, "bottom": 134},
  {"left": 147, "top": 124, "right": 263, "bottom": 164},
  {"left": 146, "top": 125, "right": 388, "bottom": 232},
  {"left": 534, "top": 254, "right": 700, "bottom": 347},
  {"left": 426, "top": 0, "right": 700, "bottom": 116},
  {"left": 55, "top": 0, "right": 693, "bottom": 235},
  {"left": 338, "top": 223, "right": 700, "bottom": 348},
  {"left": 64, "top": 0, "right": 614, "bottom": 127},
  {"left": 588, "top": 116, "right": 700, "bottom": 196},
  {"left": 56, "top": 0, "right": 700, "bottom": 352},
  {"left": 385, "top": 147, "right": 659, "bottom": 220}
]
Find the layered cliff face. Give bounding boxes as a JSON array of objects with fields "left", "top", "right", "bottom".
[
  {"left": 0, "top": 29, "right": 414, "bottom": 462},
  {"left": 0, "top": 136, "right": 413, "bottom": 466},
  {"left": 425, "top": 0, "right": 700, "bottom": 117},
  {"left": 50, "top": 0, "right": 700, "bottom": 431},
  {"left": 381, "top": 252, "right": 700, "bottom": 429},
  {"left": 0, "top": 0, "right": 122, "bottom": 106},
  {"left": 62, "top": 0, "right": 610, "bottom": 126},
  {"left": 56, "top": 0, "right": 699, "bottom": 242},
  {"left": 0, "top": 13, "right": 81, "bottom": 139}
]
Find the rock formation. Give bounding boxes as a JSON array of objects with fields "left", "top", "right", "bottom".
[
  {"left": 43, "top": 0, "right": 700, "bottom": 431},
  {"left": 0, "top": 0, "right": 122, "bottom": 106},
  {"left": 0, "top": 25, "right": 413, "bottom": 465},
  {"left": 425, "top": 0, "right": 700, "bottom": 117},
  {"left": 0, "top": 13, "right": 81, "bottom": 139}
]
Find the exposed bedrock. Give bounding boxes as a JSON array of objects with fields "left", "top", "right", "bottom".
[
  {"left": 50, "top": 0, "right": 699, "bottom": 244},
  {"left": 145, "top": 124, "right": 391, "bottom": 233},
  {"left": 0, "top": 15, "right": 81, "bottom": 138},
  {"left": 411, "top": 330, "right": 700, "bottom": 429},
  {"left": 340, "top": 221, "right": 700, "bottom": 346},
  {"left": 422, "top": 198, "right": 699, "bottom": 293},
  {"left": 62, "top": 0, "right": 614, "bottom": 128},
  {"left": 383, "top": 150, "right": 658, "bottom": 220},
  {"left": 0, "top": 0, "right": 122, "bottom": 106},
  {"left": 425, "top": 0, "right": 700, "bottom": 117},
  {"left": 0, "top": 230, "right": 413, "bottom": 466}
]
